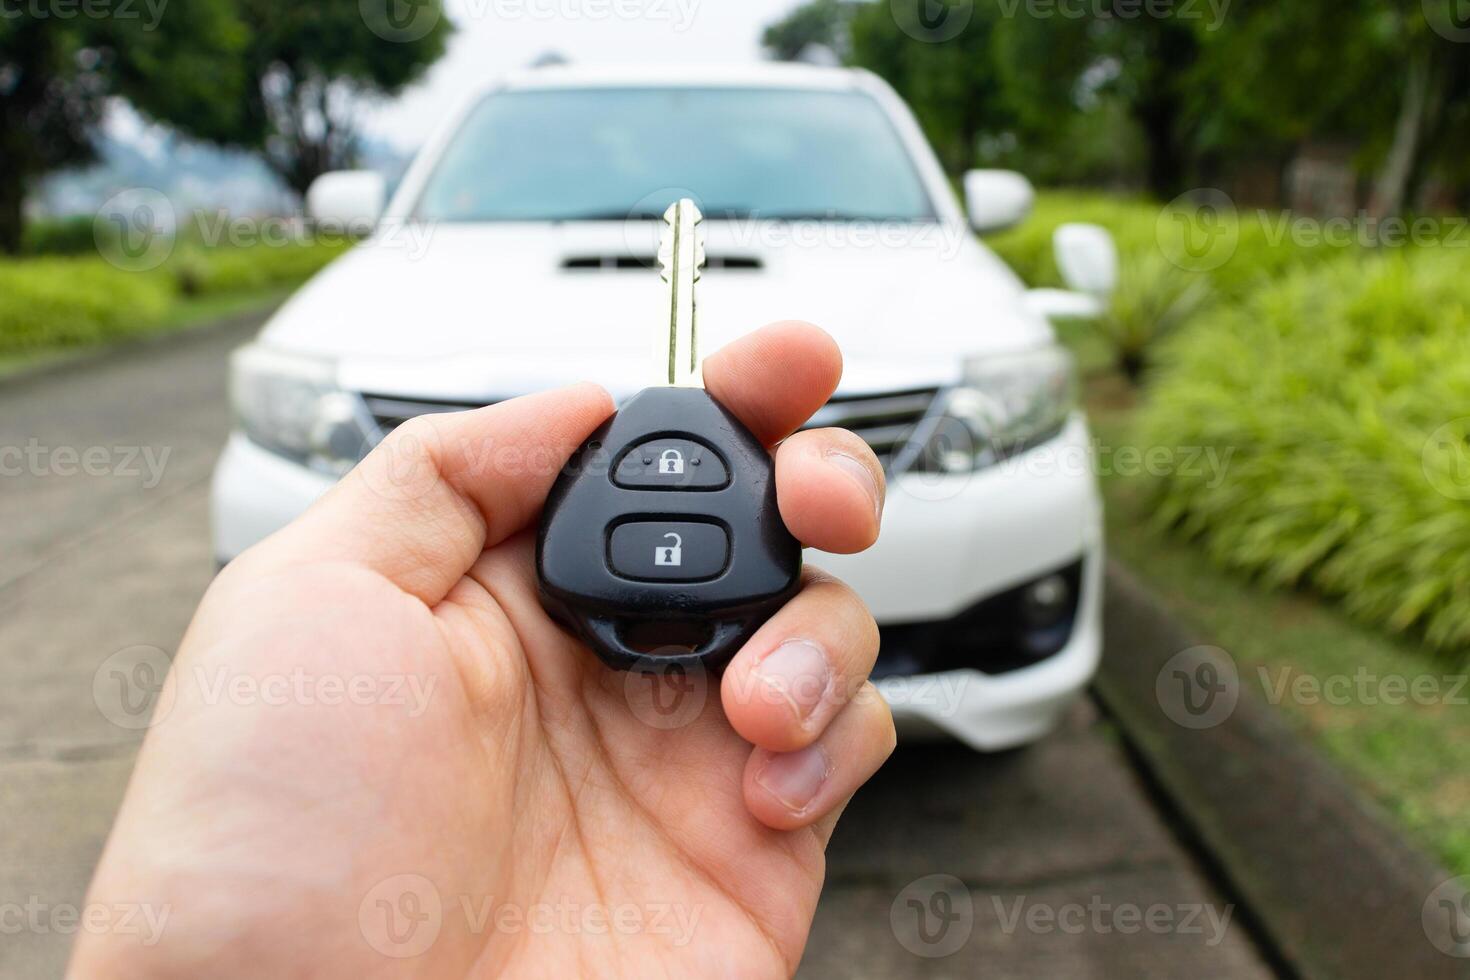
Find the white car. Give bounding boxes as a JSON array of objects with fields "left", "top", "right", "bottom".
[{"left": 212, "top": 63, "right": 1114, "bottom": 751}]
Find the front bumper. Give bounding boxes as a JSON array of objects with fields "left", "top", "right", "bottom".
[{"left": 212, "top": 414, "right": 1104, "bottom": 751}]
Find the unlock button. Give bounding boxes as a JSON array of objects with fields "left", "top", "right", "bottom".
[{"left": 609, "top": 522, "right": 729, "bottom": 581}]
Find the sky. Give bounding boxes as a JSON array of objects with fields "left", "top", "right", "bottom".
[{"left": 361, "top": 0, "right": 807, "bottom": 151}]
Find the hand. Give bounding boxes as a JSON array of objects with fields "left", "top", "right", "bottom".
[{"left": 71, "top": 322, "right": 894, "bottom": 978}]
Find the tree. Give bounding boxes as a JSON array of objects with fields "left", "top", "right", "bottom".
[
  {"left": 761, "top": 0, "right": 855, "bottom": 61},
  {"left": 992, "top": 5, "right": 1206, "bottom": 198},
  {"left": 0, "top": 4, "right": 245, "bottom": 253},
  {"left": 229, "top": 1, "right": 451, "bottom": 198},
  {"left": 848, "top": 0, "right": 1016, "bottom": 174},
  {"left": 1191, "top": 0, "right": 1470, "bottom": 217}
]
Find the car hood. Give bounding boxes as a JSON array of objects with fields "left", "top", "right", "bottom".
[{"left": 261, "top": 223, "right": 1051, "bottom": 399}]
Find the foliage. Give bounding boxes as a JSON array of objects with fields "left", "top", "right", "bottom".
[
  {"left": 0, "top": 260, "right": 174, "bottom": 352},
  {"left": 20, "top": 216, "right": 102, "bottom": 256},
  {"left": 1093, "top": 252, "right": 1215, "bottom": 382},
  {"left": 229, "top": 0, "right": 451, "bottom": 196},
  {"left": 771, "top": 0, "right": 1470, "bottom": 209},
  {"left": 987, "top": 190, "right": 1384, "bottom": 375},
  {"left": 171, "top": 240, "right": 352, "bottom": 295},
  {"left": 1137, "top": 252, "right": 1470, "bottom": 653},
  {"left": 0, "top": 240, "right": 347, "bottom": 355},
  {"left": 848, "top": 0, "right": 1015, "bottom": 174},
  {"left": 1098, "top": 412, "right": 1470, "bottom": 876},
  {"left": 3, "top": 1, "right": 450, "bottom": 255},
  {"left": 761, "top": 0, "right": 854, "bottom": 61},
  {"left": 0, "top": 2, "right": 246, "bottom": 253},
  {"left": 993, "top": 3, "right": 1204, "bottom": 197}
]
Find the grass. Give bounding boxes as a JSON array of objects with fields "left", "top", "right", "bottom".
[
  {"left": 1008, "top": 191, "right": 1470, "bottom": 871},
  {"left": 0, "top": 288, "right": 290, "bottom": 381},
  {"left": 0, "top": 230, "right": 348, "bottom": 371},
  {"left": 1080, "top": 361, "right": 1470, "bottom": 876}
]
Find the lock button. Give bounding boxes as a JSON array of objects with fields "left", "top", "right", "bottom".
[
  {"left": 608, "top": 521, "right": 729, "bottom": 581},
  {"left": 613, "top": 438, "right": 729, "bottom": 490}
]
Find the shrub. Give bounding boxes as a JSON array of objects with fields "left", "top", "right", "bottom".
[
  {"left": 0, "top": 260, "right": 175, "bottom": 354},
  {"left": 987, "top": 191, "right": 1162, "bottom": 289},
  {"left": 0, "top": 236, "right": 349, "bottom": 357},
  {"left": 989, "top": 190, "right": 1351, "bottom": 298},
  {"left": 166, "top": 239, "right": 352, "bottom": 296},
  {"left": 20, "top": 215, "right": 102, "bottom": 256},
  {"left": 989, "top": 190, "right": 1364, "bottom": 380},
  {"left": 1137, "top": 251, "right": 1470, "bottom": 654},
  {"left": 1093, "top": 252, "right": 1215, "bottom": 382}
]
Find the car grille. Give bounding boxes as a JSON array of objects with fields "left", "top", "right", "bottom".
[
  {"left": 800, "top": 388, "right": 938, "bottom": 469},
  {"left": 361, "top": 394, "right": 487, "bottom": 437},
  {"left": 360, "top": 388, "right": 940, "bottom": 469}
]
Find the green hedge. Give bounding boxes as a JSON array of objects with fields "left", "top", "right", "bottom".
[
  {"left": 0, "top": 260, "right": 175, "bottom": 353},
  {"left": 170, "top": 240, "right": 352, "bottom": 296},
  {"left": 0, "top": 239, "right": 348, "bottom": 356},
  {"left": 987, "top": 190, "right": 1351, "bottom": 298},
  {"left": 987, "top": 191, "right": 1374, "bottom": 377},
  {"left": 1137, "top": 251, "right": 1470, "bottom": 654}
]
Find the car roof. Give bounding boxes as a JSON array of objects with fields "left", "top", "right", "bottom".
[{"left": 494, "top": 62, "right": 869, "bottom": 93}]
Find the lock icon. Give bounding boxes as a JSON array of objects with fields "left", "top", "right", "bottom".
[
  {"left": 654, "top": 532, "right": 683, "bottom": 567},
  {"left": 658, "top": 449, "right": 685, "bottom": 476}
]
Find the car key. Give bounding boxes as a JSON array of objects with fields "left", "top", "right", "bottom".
[{"left": 536, "top": 199, "right": 803, "bottom": 673}]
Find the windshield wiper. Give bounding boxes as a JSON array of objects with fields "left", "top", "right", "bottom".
[
  {"left": 554, "top": 207, "right": 670, "bottom": 222},
  {"left": 753, "top": 211, "right": 925, "bottom": 222},
  {"left": 553, "top": 204, "right": 759, "bottom": 222}
]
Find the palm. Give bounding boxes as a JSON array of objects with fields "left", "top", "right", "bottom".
[
  {"left": 74, "top": 323, "right": 891, "bottom": 979},
  {"left": 359, "top": 537, "right": 824, "bottom": 976}
]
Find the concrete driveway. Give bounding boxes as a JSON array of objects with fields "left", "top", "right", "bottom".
[{"left": 0, "top": 315, "right": 1278, "bottom": 977}]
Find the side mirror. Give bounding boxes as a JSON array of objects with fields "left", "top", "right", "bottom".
[
  {"left": 1053, "top": 223, "right": 1118, "bottom": 296},
  {"left": 963, "top": 169, "right": 1034, "bottom": 234},
  {"left": 305, "top": 171, "right": 385, "bottom": 234}
]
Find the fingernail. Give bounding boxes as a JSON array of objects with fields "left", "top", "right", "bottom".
[
  {"left": 756, "top": 745, "right": 833, "bottom": 814},
  {"left": 755, "top": 640, "right": 831, "bottom": 726},
  {"left": 825, "top": 450, "right": 882, "bottom": 521}
]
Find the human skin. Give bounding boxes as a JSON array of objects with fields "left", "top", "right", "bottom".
[{"left": 70, "top": 321, "right": 894, "bottom": 979}]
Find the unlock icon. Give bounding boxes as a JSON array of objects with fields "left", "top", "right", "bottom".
[
  {"left": 654, "top": 532, "right": 683, "bottom": 567},
  {"left": 659, "top": 449, "right": 685, "bottom": 475}
]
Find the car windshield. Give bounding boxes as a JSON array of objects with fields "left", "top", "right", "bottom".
[{"left": 412, "top": 87, "right": 937, "bottom": 223}]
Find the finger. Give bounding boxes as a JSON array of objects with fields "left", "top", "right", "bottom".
[
  {"left": 743, "top": 686, "right": 896, "bottom": 831},
  {"left": 703, "top": 320, "right": 842, "bottom": 446},
  {"left": 776, "top": 429, "right": 884, "bottom": 554},
  {"left": 722, "top": 570, "right": 879, "bottom": 753},
  {"left": 261, "top": 383, "right": 615, "bottom": 604}
]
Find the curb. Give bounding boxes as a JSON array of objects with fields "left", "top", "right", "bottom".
[{"left": 1097, "top": 559, "right": 1469, "bottom": 979}]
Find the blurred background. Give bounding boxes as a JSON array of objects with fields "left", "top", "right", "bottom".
[{"left": 2, "top": 0, "right": 1469, "bottom": 977}]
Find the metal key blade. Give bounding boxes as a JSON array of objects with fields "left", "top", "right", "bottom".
[{"left": 656, "top": 199, "right": 705, "bottom": 387}]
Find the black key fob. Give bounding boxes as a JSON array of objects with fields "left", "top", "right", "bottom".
[{"left": 536, "top": 386, "right": 802, "bottom": 673}]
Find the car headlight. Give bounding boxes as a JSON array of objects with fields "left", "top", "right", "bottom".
[
  {"left": 230, "top": 345, "right": 375, "bottom": 476},
  {"left": 908, "top": 345, "right": 1077, "bottom": 473}
]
